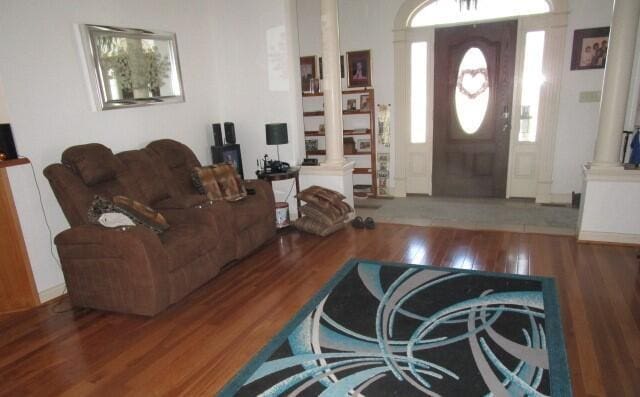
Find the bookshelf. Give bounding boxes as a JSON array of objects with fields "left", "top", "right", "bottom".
[{"left": 302, "top": 88, "right": 377, "bottom": 197}]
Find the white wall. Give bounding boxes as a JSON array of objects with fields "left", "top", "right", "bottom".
[
  {"left": 214, "top": 0, "right": 305, "bottom": 215},
  {"left": 0, "top": 78, "right": 9, "bottom": 123},
  {"left": 551, "top": 0, "right": 614, "bottom": 196},
  {"left": 0, "top": 0, "right": 224, "bottom": 293}
]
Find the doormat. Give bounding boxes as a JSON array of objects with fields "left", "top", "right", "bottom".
[{"left": 219, "top": 259, "right": 571, "bottom": 396}]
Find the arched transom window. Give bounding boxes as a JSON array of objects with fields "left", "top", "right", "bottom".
[{"left": 410, "top": 0, "right": 551, "bottom": 27}]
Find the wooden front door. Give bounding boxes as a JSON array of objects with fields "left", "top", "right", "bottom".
[{"left": 433, "top": 21, "right": 517, "bottom": 198}]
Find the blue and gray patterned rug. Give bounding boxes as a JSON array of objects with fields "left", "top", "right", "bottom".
[{"left": 219, "top": 260, "right": 571, "bottom": 396}]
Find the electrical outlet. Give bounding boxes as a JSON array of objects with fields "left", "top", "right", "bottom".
[{"left": 579, "top": 91, "right": 601, "bottom": 103}]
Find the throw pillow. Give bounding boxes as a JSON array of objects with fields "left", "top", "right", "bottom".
[
  {"left": 294, "top": 216, "right": 346, "bottom": 237},
  {"left": 112, "top": 196, "right": 170, "bottom": 233},
  {"left": 214, "top": 163, "right": 247, "bottom": 201},
  {"left": 192, "top": 164, "right": 247, "bottom": 202},
  {"left": 87, "top": 195, "right": 169, "bottom": 234},
  {"left": 192, "top": 167, "right": 225, "bottom": 201},
  {"left": 297, "top": 186, "right": 354, "bottom": 216},
  {"left": 298, "top": 186, "right": 346, "bottom": 205},
  {"left": 300, "top": 204, "right": 347, "bottom": 226}
]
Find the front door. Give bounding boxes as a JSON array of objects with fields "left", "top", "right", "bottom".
[{"left": 433, "top": 20, "right": 517, "bottom": 198}]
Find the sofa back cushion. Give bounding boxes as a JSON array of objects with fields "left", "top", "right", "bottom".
[
  {"left": 62, "top": 144, "right": 121, "bottom": 186},
  {"left": 117, "top": 149, "right": 172, "bottom": 206},
  {"left": 45, "top": 144, "right": 135, "bottom": 226},
  {"left": 147, "top": 140, "right": 202, "bottom": 196}
]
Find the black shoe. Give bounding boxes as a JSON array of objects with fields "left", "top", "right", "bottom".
[
  {"left": 364, "top": 217, "right": 376, "bottom": 229},
  {"left": 352, "top": 216, "right": 364, "bottom": 229}
]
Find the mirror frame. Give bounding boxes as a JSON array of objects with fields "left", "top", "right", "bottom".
[{"left": 82, "top": 24, "right": 186, "bottom": 110}]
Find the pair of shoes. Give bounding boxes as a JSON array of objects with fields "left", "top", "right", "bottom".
[{"left": 352, "top": 216, "right": 376, "bottom": 229}]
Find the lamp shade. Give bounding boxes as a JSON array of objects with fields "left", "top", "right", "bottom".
[{"left": 266, "top": 123, "right": 289, "bottom": 145}]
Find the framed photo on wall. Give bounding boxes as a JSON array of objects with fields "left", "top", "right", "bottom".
[
  {"left": 570, "top": 27, "right": 610, "bottom": 70},
  {"left": 346, "top": 50, "right": 372, "bottom": 88},
  {"left": 299, "top": 56, "right": 316, "bottom": 93}
]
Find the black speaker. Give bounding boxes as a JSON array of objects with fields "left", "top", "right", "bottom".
[
  {"left": 0, "top": 124, "right": 17, "bottom": 160},
  {"left": 224, "top": 122, "right": 236, "bottom": 144},
  {"left": 212, "top": 123, "right": 223, "bottom": 146}
]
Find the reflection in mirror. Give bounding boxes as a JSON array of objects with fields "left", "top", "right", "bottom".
[{"left": 84, "top": 25, "right": 184, "bottom": 110}]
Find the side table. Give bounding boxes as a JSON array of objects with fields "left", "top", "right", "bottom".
[{"left": 256, "top": 167, "right": 301, "bottom": 214}]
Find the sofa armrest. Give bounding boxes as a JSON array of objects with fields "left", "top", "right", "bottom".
[
  {"left": 54, "top": 225, "right": 171, "bottom": 316},
  {"left": 245, "top": 179, "right": 275, "bottom": 207}
]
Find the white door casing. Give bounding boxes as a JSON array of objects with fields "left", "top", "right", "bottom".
[{"left": 392, "top": 0, "right": 569, "bottom": 201}]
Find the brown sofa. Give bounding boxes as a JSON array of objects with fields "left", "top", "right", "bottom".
[{"left": 44, "top": 139, "right": 276, "bottom": 316}]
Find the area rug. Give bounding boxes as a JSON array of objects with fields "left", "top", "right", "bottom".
[{"left": 219, "top": 259, "right": 571, "bottom": 396}]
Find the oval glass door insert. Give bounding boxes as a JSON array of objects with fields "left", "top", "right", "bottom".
[{"left": 455, "top": 47, "right": 490, "bottom": 134}]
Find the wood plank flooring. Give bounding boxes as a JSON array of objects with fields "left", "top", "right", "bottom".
[{"left": 0, "top": 224, "right": 638, "bottom": 396}]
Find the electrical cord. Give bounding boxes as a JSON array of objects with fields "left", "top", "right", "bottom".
[{"left": 26, "top": 159, "right": 72, "bottom": 314}]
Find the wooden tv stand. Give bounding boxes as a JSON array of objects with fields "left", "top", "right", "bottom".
[{"left": 0, "top": 158, "right": 39, "bottom": 313}]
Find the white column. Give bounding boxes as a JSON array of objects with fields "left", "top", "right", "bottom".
[
  {"left": 592, "top": 0, "right": 640, "bottom": 167},
  {"left": 320, "top": 0, "right": 344, "bottom": 165}
]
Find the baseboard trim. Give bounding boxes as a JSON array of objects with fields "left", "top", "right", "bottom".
[
  {"left": 38, "top": 283, "right": 66, "bottom": 303},
  {"left": 578, "top": 230, "right": 640, "bottom": 246}
]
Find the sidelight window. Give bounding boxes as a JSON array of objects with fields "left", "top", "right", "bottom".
[
  {"left": 411, "top": 41, "right": 428, "bottom": 143},
  {"left": 519, "top": 31, "right": 546, "bottom": 142}
]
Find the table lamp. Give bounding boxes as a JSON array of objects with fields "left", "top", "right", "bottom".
[{"left": 265, "top": 123, "right": 288, "bottom": 162}]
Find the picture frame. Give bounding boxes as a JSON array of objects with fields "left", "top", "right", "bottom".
[
  {"left": 211, "top": 144, "right": 244, "bottom": 179},
  {"left": 346, "top": 50, "right": 372, "bottom": 88},
  {"left": 358, "top": 140, "right": 371, "bottom": 151},
  {"left": 319, "top": 55, "right": 345, "bottom": 79},
  {"left": 347, "top": 99, "right": 357, "bottom": 111},
  {"left": 570, "top": 27, "right": 610, "bottom": 71},
  {"left": 82, "top": 24, "right": 185, "bottom": 110},
  {"left": 360, "top": 94, "right": 371, "bottom": 111},
  {"left": 305, "top": 139, "right": 319, "bottom": 152},
  {"left": 300, "top": 56, "right": 316, "bottom": 93}
]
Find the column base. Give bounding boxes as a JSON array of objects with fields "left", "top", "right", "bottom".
[
  {"left": 578, "top": 164, "right": 640, "bottom": 244},
  {"left": 300, "top": 161, "right": 356, "bottom": 207}
]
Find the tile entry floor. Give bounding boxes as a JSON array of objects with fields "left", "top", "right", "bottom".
[{"left": 354, "top": 195, "right": 579, "bottom": 235}]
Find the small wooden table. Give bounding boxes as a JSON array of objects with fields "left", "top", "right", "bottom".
[{"left": 257, "top": 167, "right": 301, "bottom": 213}]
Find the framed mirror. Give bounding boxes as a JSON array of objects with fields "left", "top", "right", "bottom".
[{"left": 82, "top": 24, "right": 185, "bottom": 110}]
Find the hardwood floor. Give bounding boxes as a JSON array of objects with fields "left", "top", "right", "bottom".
[{"left": 0, "top": 224, "right": 638, "bottom": 396}]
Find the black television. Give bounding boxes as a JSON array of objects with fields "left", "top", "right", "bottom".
[{"left": 0, "top": 123, "right": 17, "bottom": 160}]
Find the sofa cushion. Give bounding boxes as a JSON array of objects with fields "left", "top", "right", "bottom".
[
  {"left": 154, "top": 195, "right": 211, "bottom": 210},
  {"left": 228, "top": 194, "right": 272, "bottom": 231},
  {"left": 62, "top": 144, "right": 121, "bottom": 186},
  {"left": 160, "top": 223, "right": 217, "bottom": 271}
]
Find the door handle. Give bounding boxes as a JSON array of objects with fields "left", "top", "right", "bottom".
[
  {"left": 502, "top": 105, "right": 510, "bottom": 120},
  {"left": 502, "top": 105, "right": 511, "bottom": 133}
]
